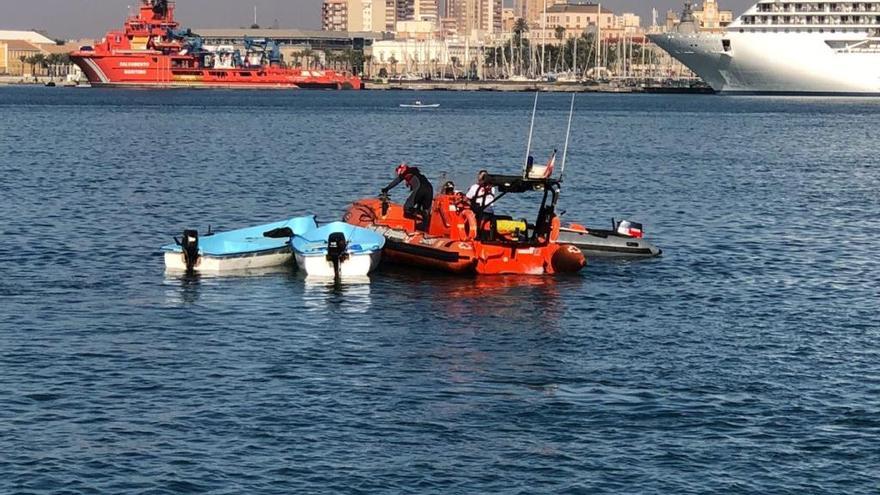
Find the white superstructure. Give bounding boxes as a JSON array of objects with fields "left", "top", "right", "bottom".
[{"left": 649, "top": 1, "right": 880, "bottom": 94}]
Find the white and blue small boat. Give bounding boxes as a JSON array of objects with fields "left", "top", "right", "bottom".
[
  {"left": 162, "top": 216, "right": 317, "bottom": 273},
  {"left": 399, "top": 100, "right": 440, "bottom": 109},
  {"left": 292, "top": 221, "right": 385, "bottom": 279}
]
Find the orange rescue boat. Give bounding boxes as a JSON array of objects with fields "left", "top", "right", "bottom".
[{"left": 343, "top": 174, "right": 586, "bottom": 275}]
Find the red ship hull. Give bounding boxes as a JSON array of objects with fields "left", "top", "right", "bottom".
[
  {"left": 71, "top": 52, "right": 361, "bottom": 89},
  {"left": 71, "top": 1, "right": 362, "bottom": 90}
]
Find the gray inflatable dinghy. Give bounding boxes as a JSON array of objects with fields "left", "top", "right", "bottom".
[{"left": 556, "top": 219, "right": 662, "bottom": 258}]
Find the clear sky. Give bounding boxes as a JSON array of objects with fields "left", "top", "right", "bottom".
[{"left": 3, "top": 0, "right": 756, "bottom": 40}]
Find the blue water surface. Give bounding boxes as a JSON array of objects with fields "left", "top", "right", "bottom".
[{"left": 1, "top": 87, "right": 878, "bottom": 494}]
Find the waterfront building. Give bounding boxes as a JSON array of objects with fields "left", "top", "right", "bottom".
[
  {"left": 323, "top": 0, "right": 391, "bottom": 32},
  {"left": 370, "top": 38, "right": 482, "bottom": 76},
  {"left": 0, "top": 40, "right": 41, "bottom": 75},
  {"left": 395, "top": 20, "right": 439, "bottom": 40},
  {"left": 444, "top": 0, "right": 503, "bottom": 39},
  {"left": 534, "top": 2, "right": 615, "bottom": 42},
  {"left": 522, "top": 0, "right": 567, "bottom": 28},
  {"left": 384, "top": 0, "right": 439, "bottom": 31},
  {"left": 322, "top": 0, "right": 350, "bottom": 31},
  {"left": 692, "top": 0, "right": 733, "bottom": 31},
  {"left": 662, "top": 0, "right": 733, "bottom": 33},
  {"left": 502, "top": 8, "right": 517, "bottom": 32},
  {"left": 359, "top": 0, "right": 389, "bottom": 32}
]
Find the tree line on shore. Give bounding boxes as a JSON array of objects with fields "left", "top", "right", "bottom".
[{"left": 16, "top": 53, "right": 73, "bottom": 79}]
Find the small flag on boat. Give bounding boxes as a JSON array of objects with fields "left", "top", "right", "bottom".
[
  {"left": 543, "top": 150, "right": 557, "bottom": 178},
  {"left": 616, "top": 220, "right": 644, "bottom": 238}
]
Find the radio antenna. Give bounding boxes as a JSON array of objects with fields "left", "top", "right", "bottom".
[
  {"left": 523, "top": 92, "right": 538, "bottom": 178},
  {"left": 559, "top": 94, "right": 575, "bottom": 182}
]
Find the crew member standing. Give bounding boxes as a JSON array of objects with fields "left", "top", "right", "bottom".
[
  {"left": 382, "top": 163, "right": 434, "bottom": 230},
  {"left": 466, "top": 170, "right": 497, "bottom": 215}
]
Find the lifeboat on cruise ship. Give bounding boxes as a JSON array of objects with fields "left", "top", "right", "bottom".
[{"left": 343, "top": 174, "right": 586, "bottom": 275}]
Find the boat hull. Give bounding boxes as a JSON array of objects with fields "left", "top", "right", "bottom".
[
  {"left": 162, "top": 216, "right": 316, "bottom": 273},
  {"left": 648, "top": 31, "right": 880, "bottom": 95},
  {"left": 164, "top": 247, "right": 293, "bottom": 272},
  {"left": 344, "top": 197, "right": 586, "bottom": 275},
  {"left": 70, "top": 53, "right": 361, "bottom": 89},
  {"left": 557, "top": 229, "right": 662, "bottom": 258},
  {"left": 295, "top": 251, "right": 382, "bottom": 278}
]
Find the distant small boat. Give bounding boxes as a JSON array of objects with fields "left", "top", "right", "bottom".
[
  {"left": 399, "top": 100, "right": 439, "bottom": 109},
  {"left": 292, "top": 221, "right": 384, "bottom": 279},
  {"left": 162, "top": 216, "right": 317, "bottom": 273}
]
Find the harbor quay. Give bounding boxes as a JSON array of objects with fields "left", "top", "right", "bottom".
[{"left": 364, "top": 79, "right": 710, "bottom": 93}]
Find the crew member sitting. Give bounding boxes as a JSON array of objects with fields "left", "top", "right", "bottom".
[
  {"left": 466, "top": 170, "right": 497, "bottom": 216},
  {"left": 382, "top": 163, "right": 434, "bottom": 231}
]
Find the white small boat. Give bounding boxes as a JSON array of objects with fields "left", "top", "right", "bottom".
[
  {"left": 292, "top": 221, "right": 385, "bottom": 279},
  {"left": 162, "top": 216, "right": 317, "bottom": 273},
  {"left": 399, "top": 100, "right": 440, "bottom": 109}
]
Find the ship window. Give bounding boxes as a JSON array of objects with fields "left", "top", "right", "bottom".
[{"left": 722, "top": 39, "right": 732, "bottom": 51}]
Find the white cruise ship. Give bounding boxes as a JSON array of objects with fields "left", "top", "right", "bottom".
[{"left": 648, "top": 1, "right": 880, "bottom": 94}]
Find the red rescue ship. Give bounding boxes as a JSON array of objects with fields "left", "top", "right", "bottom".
[{"left": 70, "top": 0, "right": 362, "bottom": 90}]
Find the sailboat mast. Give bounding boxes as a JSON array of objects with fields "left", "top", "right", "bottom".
[
  {"left": 595, "top": 3, "right": 601, "bottom": 77},
  {"left": 541, "top": 0, "right": 547, "bottom": 77}
]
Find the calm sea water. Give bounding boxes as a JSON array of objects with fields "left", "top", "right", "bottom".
[{"left": 1, "top": 86, "right": 878, "bottom": 493}]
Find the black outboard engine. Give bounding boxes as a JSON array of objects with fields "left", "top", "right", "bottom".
[
  {"left": 326, "top": 232, "right": 349, "bottom": 281},
  {"left": 379, "top": 192, "right": 390, "bottom": 217},
  {"left": 178, "top": 229, "right": 199, "bottom": 273}
]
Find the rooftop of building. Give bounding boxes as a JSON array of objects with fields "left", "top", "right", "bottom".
[
  {"left": 545, "top": 3, "right": 614, "bottom": 15},
  {"left": 193, "top": 28, "right": 385, "bottom": 41},
  {"left": 0, "top": 30, "right": 56, "bottom": 44},
  {"left": 0, "top": 39, "right": 41, "bottom": 51}
]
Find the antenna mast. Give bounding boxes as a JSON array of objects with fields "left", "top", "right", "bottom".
[
  {"left": 523, "top": 92, "right": 539, "bottom": 177},
  {"left": 559, "top": 94, "right": 575, "bottom": 182}
]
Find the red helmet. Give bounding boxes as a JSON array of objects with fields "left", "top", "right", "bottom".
[{"left": 395, "top": 163, "right": 410, "bottom": 176}]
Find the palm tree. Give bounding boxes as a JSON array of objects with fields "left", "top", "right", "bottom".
[
  {"left": 18, "top": 55, "right": 28, "bottom": 76},
  {"left": 32, "top": 54, "right": 47, "bottom": 77},
  {"left": 513, "top": 18, "right": 529, "bottom": 40},
  {"left": 25, "top": 55, "right": 38, "bottom": 77},
  {"left": 300, "top": 49, "right": 314, "bottom": 69},
  {"left": 388, "top": 55, "right": 398, "bottom": 76},
  {"left": 46, "top": 53, "right": 62, "bottom": 79},
  {"left": 554, "top": 26, "right": 565, "bottom": 41},
  {"left": 512, "top": 18, "right": 530, "bottom": 75},
  {"left": 364, "top": 54, "right": 373, "bottom": 78}
]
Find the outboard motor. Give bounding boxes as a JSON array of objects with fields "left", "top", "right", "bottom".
[
  {"left": 178, "top": 229, "right": 200, "bottom": 273},
  {"left": 326, "top": 232, "right": 349, "bottom": 281},
  {"left": 380, "top": 193, "right": 390, "bottom": 217}
]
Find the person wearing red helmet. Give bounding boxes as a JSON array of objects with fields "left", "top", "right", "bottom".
[{"left": 381, "top": 163, "right": 434, "bottom": 230}]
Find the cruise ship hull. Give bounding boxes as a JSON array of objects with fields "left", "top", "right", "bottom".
[{"left": 649, "top": 31, "right": 880, "bottom": 95}]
